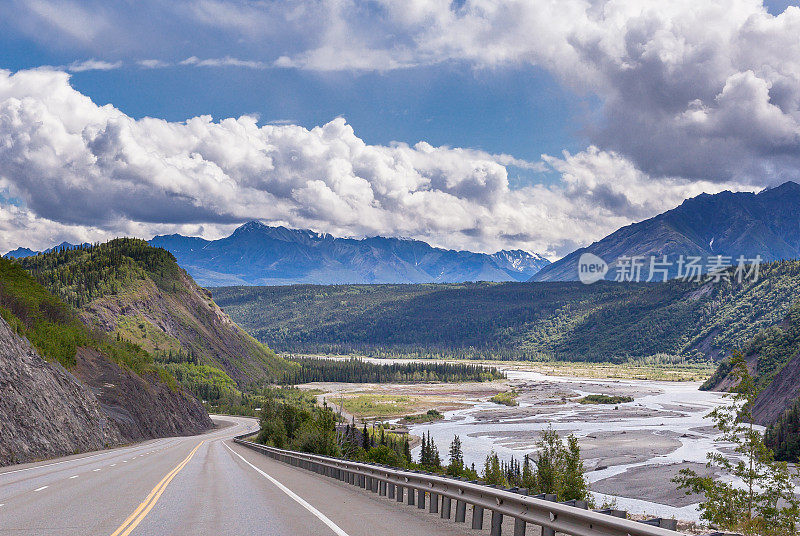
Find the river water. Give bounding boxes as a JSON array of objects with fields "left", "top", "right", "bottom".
[{"left": 405, "top": 369, "right": 729, "bottom": 521}]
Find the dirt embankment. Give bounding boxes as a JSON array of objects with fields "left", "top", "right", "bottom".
[
  {"left": 752, "top": 352, "right": 800, "bottom": 425},
  {"left": 74, "top": 348, "right": 211, "bottom": 441}
]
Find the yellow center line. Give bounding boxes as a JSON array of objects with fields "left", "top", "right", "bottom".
[{"left": 109, "top": 440, "right": 204, "bottom": 536}]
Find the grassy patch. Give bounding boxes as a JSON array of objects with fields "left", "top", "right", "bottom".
[
  {"left": 490, "top": 390, "right": 519, "bottom": 406},
  {"left": 339, "top": 394, "right": 414, "bottom": 417},
  {"left": 504, "top": 359, "right": 715, "bottom": 382},
  {"left": 578, "top": 394, "right": 634, "bottom": 405},
  {"left": 116, "top": 315, "right": 182, "bottom": 355}
]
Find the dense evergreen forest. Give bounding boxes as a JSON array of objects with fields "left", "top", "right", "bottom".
[
  {"left": 282, "top": 357, "right": 504, "bottom": 383},
  {"left": 17, "top": 239, "right": 181, "bottom": 308},
  {"left": 213, "top": 261, "right": 800, "bottom": 363}
]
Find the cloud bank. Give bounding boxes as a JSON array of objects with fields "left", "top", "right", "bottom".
[
  {"left": 5, "top": 0, "right": 796, "bottom": 255},
  {"left": 13, "top": 0, "right": 798, "bottom": 186},
  {"left": 0, "top": 68, "right": 737, "bottom": 255}
]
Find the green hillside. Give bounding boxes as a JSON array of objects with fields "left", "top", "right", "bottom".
[
  {"left": 0, "top": 256, "right": 171, "bottom": 385},
  {"left": 18, "top": 239, "right": 297, "bottom": 387},
  {"left": 212, "top": 261, "right": 800, "bottom": 363}
]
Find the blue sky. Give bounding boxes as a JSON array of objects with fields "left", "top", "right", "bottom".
[
  {"left": 0, "top": 24, "right": 592, "bottom": 182},
  {"left": 0, "top": 1, "right": 798, "bottom": 256}
]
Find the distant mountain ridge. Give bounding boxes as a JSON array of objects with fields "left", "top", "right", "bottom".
[
  {"left": 148, "top": 222, "right": 550, "bottom": 286},
  {"left": 6, "top": 224, "right": 549, "bottom": 286},
  {"left": 532, "top": 181, "right": 800, "bottom": 282}
]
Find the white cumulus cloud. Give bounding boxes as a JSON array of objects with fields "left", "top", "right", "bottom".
[{"left": 0, "top": 68, "right": 746, "bottom": 256}]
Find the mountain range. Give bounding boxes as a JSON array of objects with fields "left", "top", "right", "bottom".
[
  {"left": 148, "top": 222, "right": 551, "bottom": 286},
  {"left": 6, "top": 224, "right": 550, "bottom": 286},
  {"left": 9, "top": 182, "right": 800, "bottom": 287},
  {"left": 533, "top": 181, "right": 800, "bottom": 282}
]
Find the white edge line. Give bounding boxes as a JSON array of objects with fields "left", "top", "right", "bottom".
[
  {"left": 224, "top": 443, "right": 350, "bottom": 536},
  {"left": 69, "top": 475, "right": 79, "bottom": 479},
  {"left": 33, "top": 486, "right": 48, "bottom": 492}
]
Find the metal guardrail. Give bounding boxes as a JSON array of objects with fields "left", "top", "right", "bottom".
[{"left": 233, "top": 434, "right": 683, "bottom": 536}]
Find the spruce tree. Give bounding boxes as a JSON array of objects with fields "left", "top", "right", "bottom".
[
  {"left": 362, "top": 423, "right": 370, "bottom": 451},
  {"left": 447, "top": 435, "right": 464, "bottom": 476},
  {"left": 430, "top": 432, "right": 441, "bottom": 469}
]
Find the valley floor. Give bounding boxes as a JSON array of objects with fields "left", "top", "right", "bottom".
[{"left": 300, "top": 359, "right": 727, "bottom": 523}]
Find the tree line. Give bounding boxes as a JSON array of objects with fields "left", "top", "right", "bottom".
[{"left": 281, "top": 357, "right": 505, "bottom": 384}]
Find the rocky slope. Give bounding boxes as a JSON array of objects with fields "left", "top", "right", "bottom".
[
  {"left": 705, "top": 298, "right": 800, "bottom": 426},
  {"left": 0, "top": 315, "right": 121, "bottom": 466},
  {"left": 533, "top": 181, "right": 800, "bottom": 282},
  {"left": 149, "top": 221, "right": 550, "bottom": 286},
  {"left": 0, "top": 258, "right": 211, "bottom": 466}
]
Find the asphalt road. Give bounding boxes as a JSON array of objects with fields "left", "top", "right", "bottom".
[{"left": 0, "top": 416, "right": 475, "bottom": 536}]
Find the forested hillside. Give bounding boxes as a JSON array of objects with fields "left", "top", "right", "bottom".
[
  {"left": 0, "top": 257, "right": 210, "bottom": 465},
  {"left": 213, "top": 261, "right": 800, "bottom": 363},
  {"left": 17, "top": 239, "right": 297, "bottom": 389}
]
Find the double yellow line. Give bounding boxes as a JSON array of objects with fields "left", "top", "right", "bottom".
[{"left": 110, "top": 440, "right": 205, "bottom": 536}]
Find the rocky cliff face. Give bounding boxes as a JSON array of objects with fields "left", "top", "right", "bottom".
[
  {"left": 752, "top": 352, "right": 800, "bottom": 426},
  {"left": 0, "top": 314, "right": 211, "bottom": 467},
  {"left": 0, "top": 316, "right": 120, "bottom": 466}
]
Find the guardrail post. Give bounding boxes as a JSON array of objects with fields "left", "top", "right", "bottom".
[
  {"left": 441, "top": 496, "right": 451, "bottom": 519},
  {"left": 471, "top": 505, "right": 484, "bottom": 529},
  {"left": 512, "top": 488, "right": 527, "bottom": 536},
  {"left": 641, "top": 518, "right": 678, "bottom": 530},
  {"left": 541, "top": 494, "right": 557, "bottom": 536},
  {"left": 417, "top": 488, "right": 426, "bottom": 509},
  {"left": 388, "top": 482, "right": 396, "bottom": 499},
  {"left": 429, "top": 492, "right": 439, "bottom": 514},
  {"left": 455, "top": 499, "right": 466, "bottom": 522},
  {"left": 490, "top": 510, "right": 503, "bottom": 536}
]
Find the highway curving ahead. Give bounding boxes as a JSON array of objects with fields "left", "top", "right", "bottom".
[{"left": 0, "top": 416, "right": 469, "bottom": 536}]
